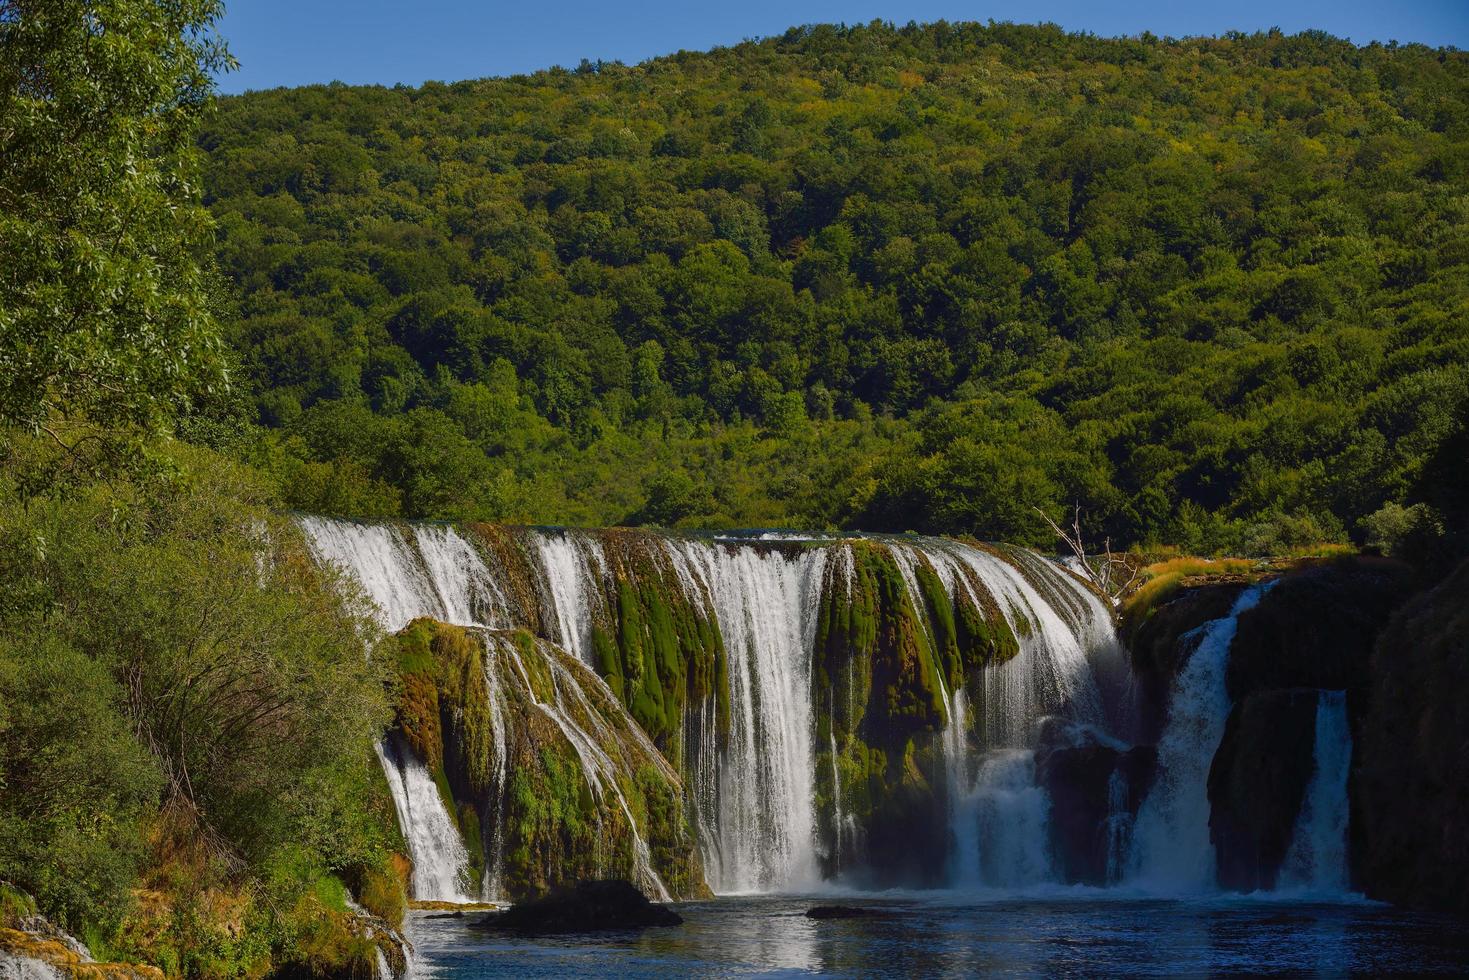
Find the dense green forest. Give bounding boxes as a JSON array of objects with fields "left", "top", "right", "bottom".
[{"left": 204, "top": 22, "right": 1468, "bottom": 555}]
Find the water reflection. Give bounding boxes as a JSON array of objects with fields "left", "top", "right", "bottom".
[{"left": 408, "top": 894, "right": 1469, "bottom": 978}]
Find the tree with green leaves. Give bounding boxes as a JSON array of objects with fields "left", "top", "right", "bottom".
[{"left": 0, "top": 0, "right": 232, "bottom": 444}]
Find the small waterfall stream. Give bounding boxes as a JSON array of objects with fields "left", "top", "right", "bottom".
[
  {"left": 670, "top": 540, "right": 828, "bottom": 894},
  {"left": 1128, "top": 581, "right": 1276, "bottom": 891},
  {"left": 1279, "top": 691, "right": 1353, "bottom": 893},
  {"left": 374, "top": 740, "right": 473, "bottom": 903}
]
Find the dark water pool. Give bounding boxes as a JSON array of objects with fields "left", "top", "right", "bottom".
[{"left": 407, "top": 890, "right": 1469, "bottom": 977}]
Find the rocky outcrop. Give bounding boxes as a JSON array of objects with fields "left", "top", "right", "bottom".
[
  {"left": 471, "top": 880, "right": 681, "bottom": 934},
  {"left": 1207, "top": 689, "right": 1321, "bottom": 892},
  {"left": 0, "top": 902, "right": 161, "bottom": 980},
  {"left": 1033, "top": 718, "right": 1156, "bottom": 885},
  {"left": 812, "top": 542, "right": 1022, "bottom": 884},
  {"left": 1227, "top": 558, "right": 1415, "bottom": 700},
  {"left": 388, "top": 620, "right": 707, "bottom": 902},
  {"left": 1356, "top": 559, "right": 1469, "bottom": 916}
]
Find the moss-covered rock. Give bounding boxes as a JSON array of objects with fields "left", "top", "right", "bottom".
[
  {"left": 386, "top": 619, "right": 494, "bottom": 893},
  {"left": 591, "top": 532, "right": 727, "bottom": 767},
  {"left": 811, "top": 542, "right": 1019, "bottom": 884},
  {"left": 384, "top": 620, "right": 708, "bottom": 903}
]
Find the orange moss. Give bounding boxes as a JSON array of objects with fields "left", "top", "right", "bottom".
[{"left": 0, "top": 928, "right": 163, "bottom": 980}]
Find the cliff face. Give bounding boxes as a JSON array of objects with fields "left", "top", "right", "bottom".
[{"left": 1356, "top": 560, "right": 1469, "bottom": 915}]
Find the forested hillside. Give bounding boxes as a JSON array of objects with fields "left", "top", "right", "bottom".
[{"left": 204, "top": 22, "right": 1469, "bottom": 554}]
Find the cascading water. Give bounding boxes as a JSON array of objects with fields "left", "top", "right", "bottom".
[
  {"left": 669, "top": 540, "right": 828, "bottom": 893},
  {"left": 300, "top": 518, "right": 481, "bottom": 903},
  {"left": 298, "top": 517, "right": 682, "bottom": 904},
  {"left": 907, "top": 540, "right": 1117, "bottom": 888},
  {"left": 963, "top": 750, "right": 1054, "bottom": 887},
  {"left": 1103, "top": 769, "right": 1134, "bottom": 884},
  {"left": 300, "top": 515, "right": 1338, "bottom": 906},
  {"left": 488, "top": 632, "right": 675, "bottom": 902},
  {"left": 1127, "top": 581, "right": 1276, "bottom": 891},
  {"left": 1279, "top": 690, "right": 1353, "bottom": 893},
  {"left": 374, "top": 740, "right": 473, "bottom": 903},
  {"left": 530, "top": 530, "right": 608, "bottom": 666}
]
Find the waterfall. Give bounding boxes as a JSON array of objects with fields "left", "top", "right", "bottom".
[
  {"left": 296, "top": 517, "right": 1169, "bottom": 899},
  {"left": 1279, "top": 690, "right": 1353, "bottom": 893},
  {"left": 1127, "top": 581, "right": 1276, "bottom": 891},
  {"left": 925, "top": 541, "right": 1109, "bottom": 746},
  {"left": 915, "top": 540, "right": 1116, "bottom": 888},
  {"left": 959, "top": 750, "right": 1054, "bottom": 887},
  {"left": 299, "top": 518, "right": 482, "bottom": 903},
  {"left": 1103, "top": 769, "right": 1134, "bottom": 885},
  {"left": 670, "top": 540, "right": 828, "bottom": 893},
  {"left": 374, "top": 740, "right": 472, "bottom": 903},
  {"left": 529, "top": 529, "right": 608, "bottom": 665},
  {"left": 479, "top": 641, "right": 511, "bottom": 902}
]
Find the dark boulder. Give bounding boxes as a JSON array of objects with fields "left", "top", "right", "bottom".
[
  {"left": 1356, "top": 560, "right": 1469, "bottom": 916},
  {"left": 864, "top": 756, "right": 949, "bottom": 887},
  {"left": 806, "top": 905, "right": 882, "bottom": 920},
  {"left": 1227, "top": 558, "right": 1414, "bottom": 701},
  {"left": 1034, "top": 718, "right": 1157, "bottom": 885},
  {"left": 472, "top": 880, "right": 682, "bottom": 934},
  {"left": 1207, "top": 689, "right": 1321, "bottom": 892}
]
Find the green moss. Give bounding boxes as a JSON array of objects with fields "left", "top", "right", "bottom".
[
  {"left": 592, "top": 625, "right": 623, "bottom": 699},
  {"left": 0, "top": 883, "right": 37, "bottom": 927},
  {"left": 350, "top": 856, "right": 407, "bottom": 930},
  {"left": 388, "top": 614, "right": 707, "bottom": 902},
  {"left": 590, "top": 535, "right": 727, "bottom": 764}
]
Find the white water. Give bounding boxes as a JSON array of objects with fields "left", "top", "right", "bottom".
[
  {"left": 897, "top": 540, "right": 1118, "bottom": 889},
  {"left": 953, "top": 750, "right": 1054, "bottom": 887},
  {"left": 1103, "top": 768, "right": 1134, "bottom": 884},
  {"left": 298, "top": 518, "right": 672, "bottom": 902},
  {"left": 671, "top": 541, "right": 829, "bottom": 893},
  {"left": 531, "top": 530, "right": 609, "bottom": 665},
  {"left": 1128, "top": 581, "right": 1276, "bottom": 891},
  {"left": 374, "top": 740, "right": 472, "bottom": 903},
  {"left": 1279, "top": 690, "right": 1353, "bottom": 893},
  {"left": 298, "top": 517, "right": 1139, "bottom": 899},
  {"left": 490, "top": 632, "right": 674, "bottom": 902},
  {"left": 922, "top": 541, "right": 1110, "bottom": 747}
]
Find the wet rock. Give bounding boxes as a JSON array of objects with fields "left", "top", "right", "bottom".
[
  {"left": 1227, "top": 558, "right": 1414, "bottom": 701},
  {"left": 1034, "top": 718, "right": 1157, "bottom": 885},
  {"left": 1356, "top": 559, "right": 1469, "bottom": 916},
  {"left": 0, "top": 910, "right": 162, "bottom": 980},
  {"left": 471, "top": 880, "right": 682, "bottom": 934},
  {"left": 1207, "top": 689, "right": 1321, "bottom": 892}
]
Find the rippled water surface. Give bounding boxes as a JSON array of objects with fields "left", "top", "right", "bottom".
[{"left": 409, "top": 892, "right": 1469, "bottom": 977}]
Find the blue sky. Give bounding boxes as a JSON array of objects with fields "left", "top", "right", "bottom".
[{"left": 216, "top": 0, "right": 1468, "bottom": 94}]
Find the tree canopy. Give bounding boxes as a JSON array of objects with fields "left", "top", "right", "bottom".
[
  {"left": 0, "top": 0, "right": 231, "bottom": 438},
  {"left": 203, "top": 23, "right": 1469, "bottom": 551}
]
